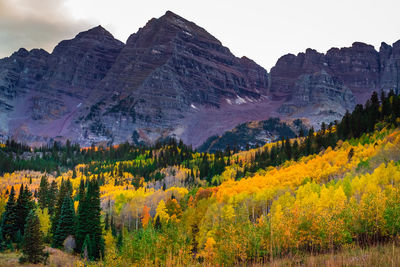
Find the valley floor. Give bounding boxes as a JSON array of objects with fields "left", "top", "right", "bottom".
[
  {"left": 0, "top": 247, "right": 82, "bottom": 267},
  {"left": 0, "top": 243, "right": 399, "bottom": 266},
  {"left": 264, "top": 243, "right": 400, "bottom": 267}
]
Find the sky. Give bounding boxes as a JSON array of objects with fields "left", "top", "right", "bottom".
[{"left": 0, "top": 0, "right": 400, "bottom": 70}]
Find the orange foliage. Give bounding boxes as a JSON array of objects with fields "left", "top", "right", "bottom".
[{"left": 141, "top": 205, "right": 151, "bottom": 228}]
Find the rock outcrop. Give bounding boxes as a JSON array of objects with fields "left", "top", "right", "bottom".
[
  {"left": 279, "top": 71, "right": 356, "bottom": 125},
  {"left": 271, "top": 41, "right": 399, "bottom": 104},
  {"left": 379, "top": 40, "right": 400, "bottom": 95}
]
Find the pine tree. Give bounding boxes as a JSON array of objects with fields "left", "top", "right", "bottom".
[
  {"left": 1, "top": 186, "right": 18, "bottom": 241},
  {"left": 53, "top": 196, "right": 75, "bottom": 248},
  {"left": 86, "top": 180, "right": 104, "bottom": 260},
  {"left": 47, "top": 180, "right": 58, "bottom": 215},
  {"left": 19, "top": 211, "right": 48, "bottom": 264},
  {"left": 76, "top": 179, "right": 104, "bottom": 259},
  {"left": 81, "top": 234, "right": 92, "bottom": 260},
  {"left": 51, "top": 179, "right": 72, "bottom": 239},
  {"left": 75, "top": 180, "right": 88, "bottom": 253},
  {"left": 38, "top": 176, "right": 49, "bottom": 209},
  {"left": 15, "top": 184, "right": 34, "bottom": 236},
  {"left": 77, "top": 178, "right": 85, "bottom": 202}
]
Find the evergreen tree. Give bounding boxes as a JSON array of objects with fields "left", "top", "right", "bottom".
[
  {"left": 53, "top": 196, "right": 75, "bottom": 248},
  {"left": 116, "top": 231, "right": 123, "bottom": 252},
  {"left": 0, "top": 230, "right": 6, "bottom": 251},
  {"left": 75, "top": 180, "right": 88, "bottom": 252},
  {"left": 15, "top": 184, "right": 34, "bottom": 236},
  {"left": 77, "top": 178, "right": 85, "bottom": 202},
  {"left": 76, "top": 180, "right": 104, "bottom": 259},
  {"left": 1, "top": 186, "right": 18, "bottom": 241},
  {"left": 369, "top": 91, "right": 380, "bottom": 130},
  {"left": 292, "top": 140, "right": 300, "bottom": 161},
  {"left": 47, "top": 180, "right": 58, "bottom": 215},
  {"left": 284, "top": 137, "right": 292, "bottom": 159},
  {"left": 19, "top": 211, "right": 48, "bottom": 264},
  {"left": 50, "top": 179, "right": 72, "bottom": 239},
  {"left": 81, "top": 234, "right": 92, "bottom": 260},
  {"left": 86, "top": 180, "right": 104, "bottom": 260}
]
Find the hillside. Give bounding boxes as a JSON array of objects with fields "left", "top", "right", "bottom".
[{"left": 0, "top": 90, "right": 400, "bottom": 265}]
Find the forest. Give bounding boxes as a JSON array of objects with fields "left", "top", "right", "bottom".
[{"left": 0, "top": 90, "right": 400, "bottom": 265}]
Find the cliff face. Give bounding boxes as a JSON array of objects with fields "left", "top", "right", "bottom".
[
  {"left": 0, "top": 11, "right": 399, "bottom": 147},
  {"left": 278, "top": 71, "right": 356, "bottom": 126},
  {"left": 42, "top": 26, "right": 124, "bottom": 98},
  {"left": 379, "top": 40, "right": 400, "bottom": 95},
  {"left": 270, "top": 42, "right": 400, "bottom": 104}
]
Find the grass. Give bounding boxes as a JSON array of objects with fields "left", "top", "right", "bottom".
[
  {"left": 0, "top": 243, "right": 399, "bottom": 266},
  {"left": 0, "top": 247, "right": 83, "bottom": 267},
  {"left": 262, "top": 243, "right": 400, "bottom": 267}
]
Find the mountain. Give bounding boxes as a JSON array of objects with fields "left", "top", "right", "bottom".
[
  {"left": 0, "top": 25, "right": 124, "bottom": 145},
  {"left": 0, "top": 11, "right": 399, "bottom": 147},
  {"left": 270, "top": 41, "right": 400, "bottom": 125},
  {"left": 0, "top": 11, "right": 272, "bottom": 147},
  {"left": 80, "top": 11, "right": 270, "bottom": 146}
]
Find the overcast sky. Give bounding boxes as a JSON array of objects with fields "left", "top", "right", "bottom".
[{"left": 1, "top": 0, "right": 399, "bottom": 70}]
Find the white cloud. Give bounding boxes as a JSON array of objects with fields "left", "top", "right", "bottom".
[{"left": 0, "top": 0, "right": 93, "bottom": 57}]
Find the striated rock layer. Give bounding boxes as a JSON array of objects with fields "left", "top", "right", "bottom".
[
  {"left": 0, "top": 11, "right": 399, "bottom": 147},
  {"left": 270, "top": 41, "right": 400, "bottom": 104}
]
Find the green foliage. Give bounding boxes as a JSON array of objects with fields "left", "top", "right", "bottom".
[
  {"left": 38, "top": 176, "right": 49, "bottom": 210},
  {"left": 20, "top": 211, "right": 48, "bottom": 264},
  {"left": 1, "top": 186, "right": 18, "bottom": 241},
  {"left": 50, "top": 179, "right": 72, "bottom": 239},
  {"left": 75, "top": 179, "right": 104, "bottom": 260},
  {"left": 81, "top": 234, "right": 92, "bottom": 260},
  {"left": 53, "top": 196, "right": 75, "bottom": 248},
  {"left": 15, "top": 184, "right": 34, "bottom": 236}
]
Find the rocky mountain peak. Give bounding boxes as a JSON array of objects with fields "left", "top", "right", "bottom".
[
  {"left": 351, "top": 41, "right": 375, "bottom": 50},
  {"left": 393, "top": 40, "right": 400, "bottom": 55},
  {"left": 127, "top": 10, "right": 221, "bottom": 47},
  {"left": 75, "top": 25, "right": 117, "bottom": 42},
  {"left": 11, "top": 48, "right": 29, "bottom": 58}
]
